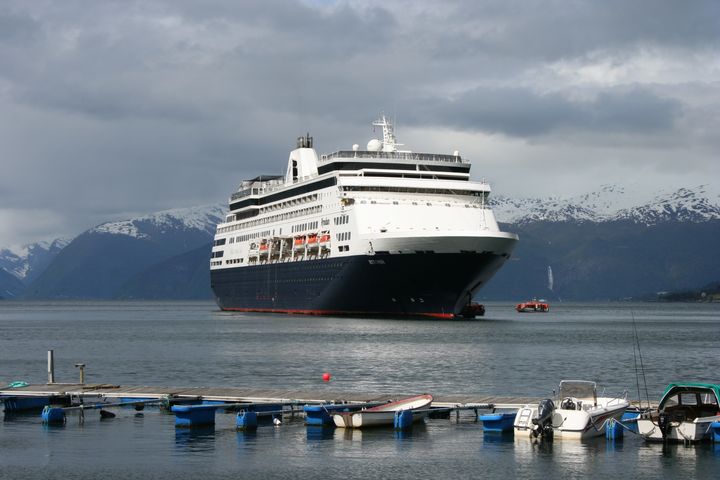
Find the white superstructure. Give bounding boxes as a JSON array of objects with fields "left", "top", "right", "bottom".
[{"left": 212, "top": 116, "right": 510, "bottom": 267}]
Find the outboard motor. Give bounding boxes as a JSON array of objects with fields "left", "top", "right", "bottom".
[
  {"left": 658, "top": 412, "right": 671, "bottom": 440},
  {"left": 531, "top": 398, "right": 555, "bottom": 439}
]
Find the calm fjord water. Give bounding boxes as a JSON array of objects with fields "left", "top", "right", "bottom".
[{"left": 1, "top": 301, "right": 719, "bottom": 479}]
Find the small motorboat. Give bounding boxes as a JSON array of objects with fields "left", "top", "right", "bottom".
[
  {"left": 636, "top": 382, "right": 720, "bottom": 443},
  {"left": 514, "top": 380, "right": 628, "bottom": 440},
  {"left": 457, "top": 302, "right": 485, "bottom": 318},
  {"left": 516, "top": 299, "right": 549, "bottom": 312},
  {"left": 333, "top": 394, "right": 433, "bottom": 428}
]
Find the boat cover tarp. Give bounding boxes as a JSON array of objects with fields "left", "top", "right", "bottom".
[{"left": 660, "top": 383, "right": 720, "bottom": 406}]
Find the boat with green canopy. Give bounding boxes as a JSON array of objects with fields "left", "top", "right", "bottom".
[{"left": 637, "top": 382, "right": 720, "bottom": 443}]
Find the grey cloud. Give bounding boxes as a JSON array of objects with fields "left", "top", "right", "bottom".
[
  {"left": 407, "top": 86, "right": 682, "bottom": 136},
  {"left": 421, "top": 0, "right": 720, "bottom": 61},
  {"left": 0, "top": 0, "right": 717, "bottom": 247},
  {"left": 0, "top": 9, "right": 41, "bottom": 44}
]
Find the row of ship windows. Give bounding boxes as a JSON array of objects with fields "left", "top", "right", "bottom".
[
  {"left": 218, "top": 205, "right": 322, "bottom": 234},
  {"left": 340, "top": 186, "right": 487, "bottom": 197},
  {"left": 337, "top": 232, "right": 351, "bottom": 242},
  {"left": 334, "top": 214, "right": 349, "bottom": 225},
  {"left": 256, "top": 193, "right": 319, "bottom": 216},
  {"left": 211, "top": 251, "right": 224, "bottom": 258},
  {"left": 210, "top": 260, "right": 222, "bottom": 266},
  {"left": 359, "top": 199, "right": 482, "bottom": 208},
  {"left": 229, "top": 230, "right": 271, "bottom": 244},
  {"left": 291, "top": 221, "right": 319, "bottom": 233}
]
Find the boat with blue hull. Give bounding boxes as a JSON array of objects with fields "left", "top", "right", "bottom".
[{"left": 210, "top": 116, "right": 517, "bottom": 318}]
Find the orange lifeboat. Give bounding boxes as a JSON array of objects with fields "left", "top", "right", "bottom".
[
  {"left": 319, "top": 232, "right": 330, "bottom": 243},
  {"left": 294, "top": 236, "right": 306, "bottom": 246},
  {"left": 259, "top": 240, "right": 269, "bottom": 252},
  {"left": 307, "top": 233, "right": 318, "bottom": 244}
]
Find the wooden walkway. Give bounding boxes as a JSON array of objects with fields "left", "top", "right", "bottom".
[{"left": 1, "top": 383, "right": 540, "bottom": 409}]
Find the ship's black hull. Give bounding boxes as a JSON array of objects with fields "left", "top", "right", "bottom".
[{"left": 210, "top": 252, "right": 509, "bottom": 318}]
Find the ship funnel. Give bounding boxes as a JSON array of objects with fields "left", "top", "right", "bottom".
[{"left": 297, "top": 133, "right": 313, "bottom": 149}]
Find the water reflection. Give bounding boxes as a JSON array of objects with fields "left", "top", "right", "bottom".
[
  {"left": 174, "top": 426, "right": 216, "bottom": 453},
  {"left": 394, "top": 423, "right": 428, "bottom": 443},
  {"left": 236, "top": 429, "right": 258, "bottom": 449},
  {"left": 482, "top": 431, "right": 515, "bottom": 445},
  {"left": 306, "top": 426, "right": 335, "bottom": 441}
]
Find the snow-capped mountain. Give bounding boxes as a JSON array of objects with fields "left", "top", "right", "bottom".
[
  {"left": 90, "top": 204, "right": 226, "bottom": 238},
  {"left": 0, "top": 238, "right": 71, "bottom": 283},
  {"left": 24, "top": 204, "right": 225, "bottom": 299},
  {"left": 491, "top": 184, "right": 720, "bottom": 225}
]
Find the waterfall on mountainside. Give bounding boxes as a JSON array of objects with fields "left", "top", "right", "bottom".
[{"left": 547, "top": 266, "right": 554, "bottom": 291}]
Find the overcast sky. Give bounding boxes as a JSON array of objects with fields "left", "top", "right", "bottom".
[{"left": 1, "top": 0, "right": 719, "bottom": 247}]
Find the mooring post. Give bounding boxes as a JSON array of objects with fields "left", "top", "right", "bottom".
[
  {"left": 47, "top": 350, "right": 55, "bottom": 384},
  {"left": 75, "top": 363, "right": 85, "bottom": 384}
]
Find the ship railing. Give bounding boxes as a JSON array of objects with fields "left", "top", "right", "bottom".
[
  {"left": 320, "top": 150, "right": 468, "bottom": 164},
  {"left": 230, "top": 179, "right": 286, "bottom": 201}
]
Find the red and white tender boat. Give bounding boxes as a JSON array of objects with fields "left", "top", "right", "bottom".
[
  {"left": 516, "top": 299, "right": 550, "bottom": 312},
  {"left": 333, "top": 394, "right": 433, "bottom": 428}
]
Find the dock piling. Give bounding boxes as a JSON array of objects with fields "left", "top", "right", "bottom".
[
  {"left": 74, "top": 363, "right": 86, "bottom": 384},
  {"left": 47, "top": 350, "right": 54, "bottom": 384}
]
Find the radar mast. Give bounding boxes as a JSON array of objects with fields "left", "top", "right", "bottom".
[{"left": 372, "top": 114, "right": 403, "bottom": 153}]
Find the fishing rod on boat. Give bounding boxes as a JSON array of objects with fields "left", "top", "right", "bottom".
[
  {"left": 631, "top": 310, "right": 651, "bottom": 408},
  {"left": 631, "top": 315, "right": 642, "bottom": 409}
]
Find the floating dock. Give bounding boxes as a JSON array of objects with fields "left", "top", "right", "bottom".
[
  {"left": 1, "top": 381, "right": 662, "bottom": 438},
  {"left": 0, "top": 382, "right": 538, "bottom": 410}
]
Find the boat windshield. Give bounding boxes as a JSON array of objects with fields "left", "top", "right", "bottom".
[
  {"left": 558, "top": 380, "right": 597, "bottom": 401},
  {"left": 660, "top": 387, "right": 720, "bottom": 410}
]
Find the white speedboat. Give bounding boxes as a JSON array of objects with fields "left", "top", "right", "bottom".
[
  {"left": 637, "top": 382, "right": 720, "bottom": 443},
  {"left": 333, "top": 394, "right": 433, "bottom": 428},
  {"left": 514, "top": 380, "right": 628, "bottom": 440}
]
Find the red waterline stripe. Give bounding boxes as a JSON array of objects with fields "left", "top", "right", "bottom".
[{"left": 222, "top": 307, "right": 455, "bottom": 319}]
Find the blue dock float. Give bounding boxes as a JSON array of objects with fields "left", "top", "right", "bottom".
[
  {"left": 711, "top": 422, "right": 720, "bottom": 442},
  {"left": 304, "top": 404, "right": 364, "bottom": 426},
  {"left": 620, "top": 410, "right": 641, "bottom": 433},
  {"left": 170, "top": 401, "right": 291, "bottom": 428},
  {"left": 2, "top": 395, "right": 51, "bottom": 412},
  {"left": 394, "top": 410, "right": 413, "bottom": 430},
  {"left": 236, "top": 411, "right": 258, "bottom": 431},
  {"left": 171, "top": 404, "right": 217, "bottom": 427},
  {"left": 478, "top": 412, "right": 516, "bottom": 433},
  {"left": 41, "top": 406, "right": 67, "bottom": 425},
  {"left": 605, "top": 418, "right": 624, "bottom": 440}
]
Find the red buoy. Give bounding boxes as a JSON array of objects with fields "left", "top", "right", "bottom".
[{"left": 322, "top": 372, "right": 331, "bottom": 382}]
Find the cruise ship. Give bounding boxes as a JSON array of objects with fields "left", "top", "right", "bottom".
[{"left": 210, "top": 116, "right": 518, "bottom": 318}]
